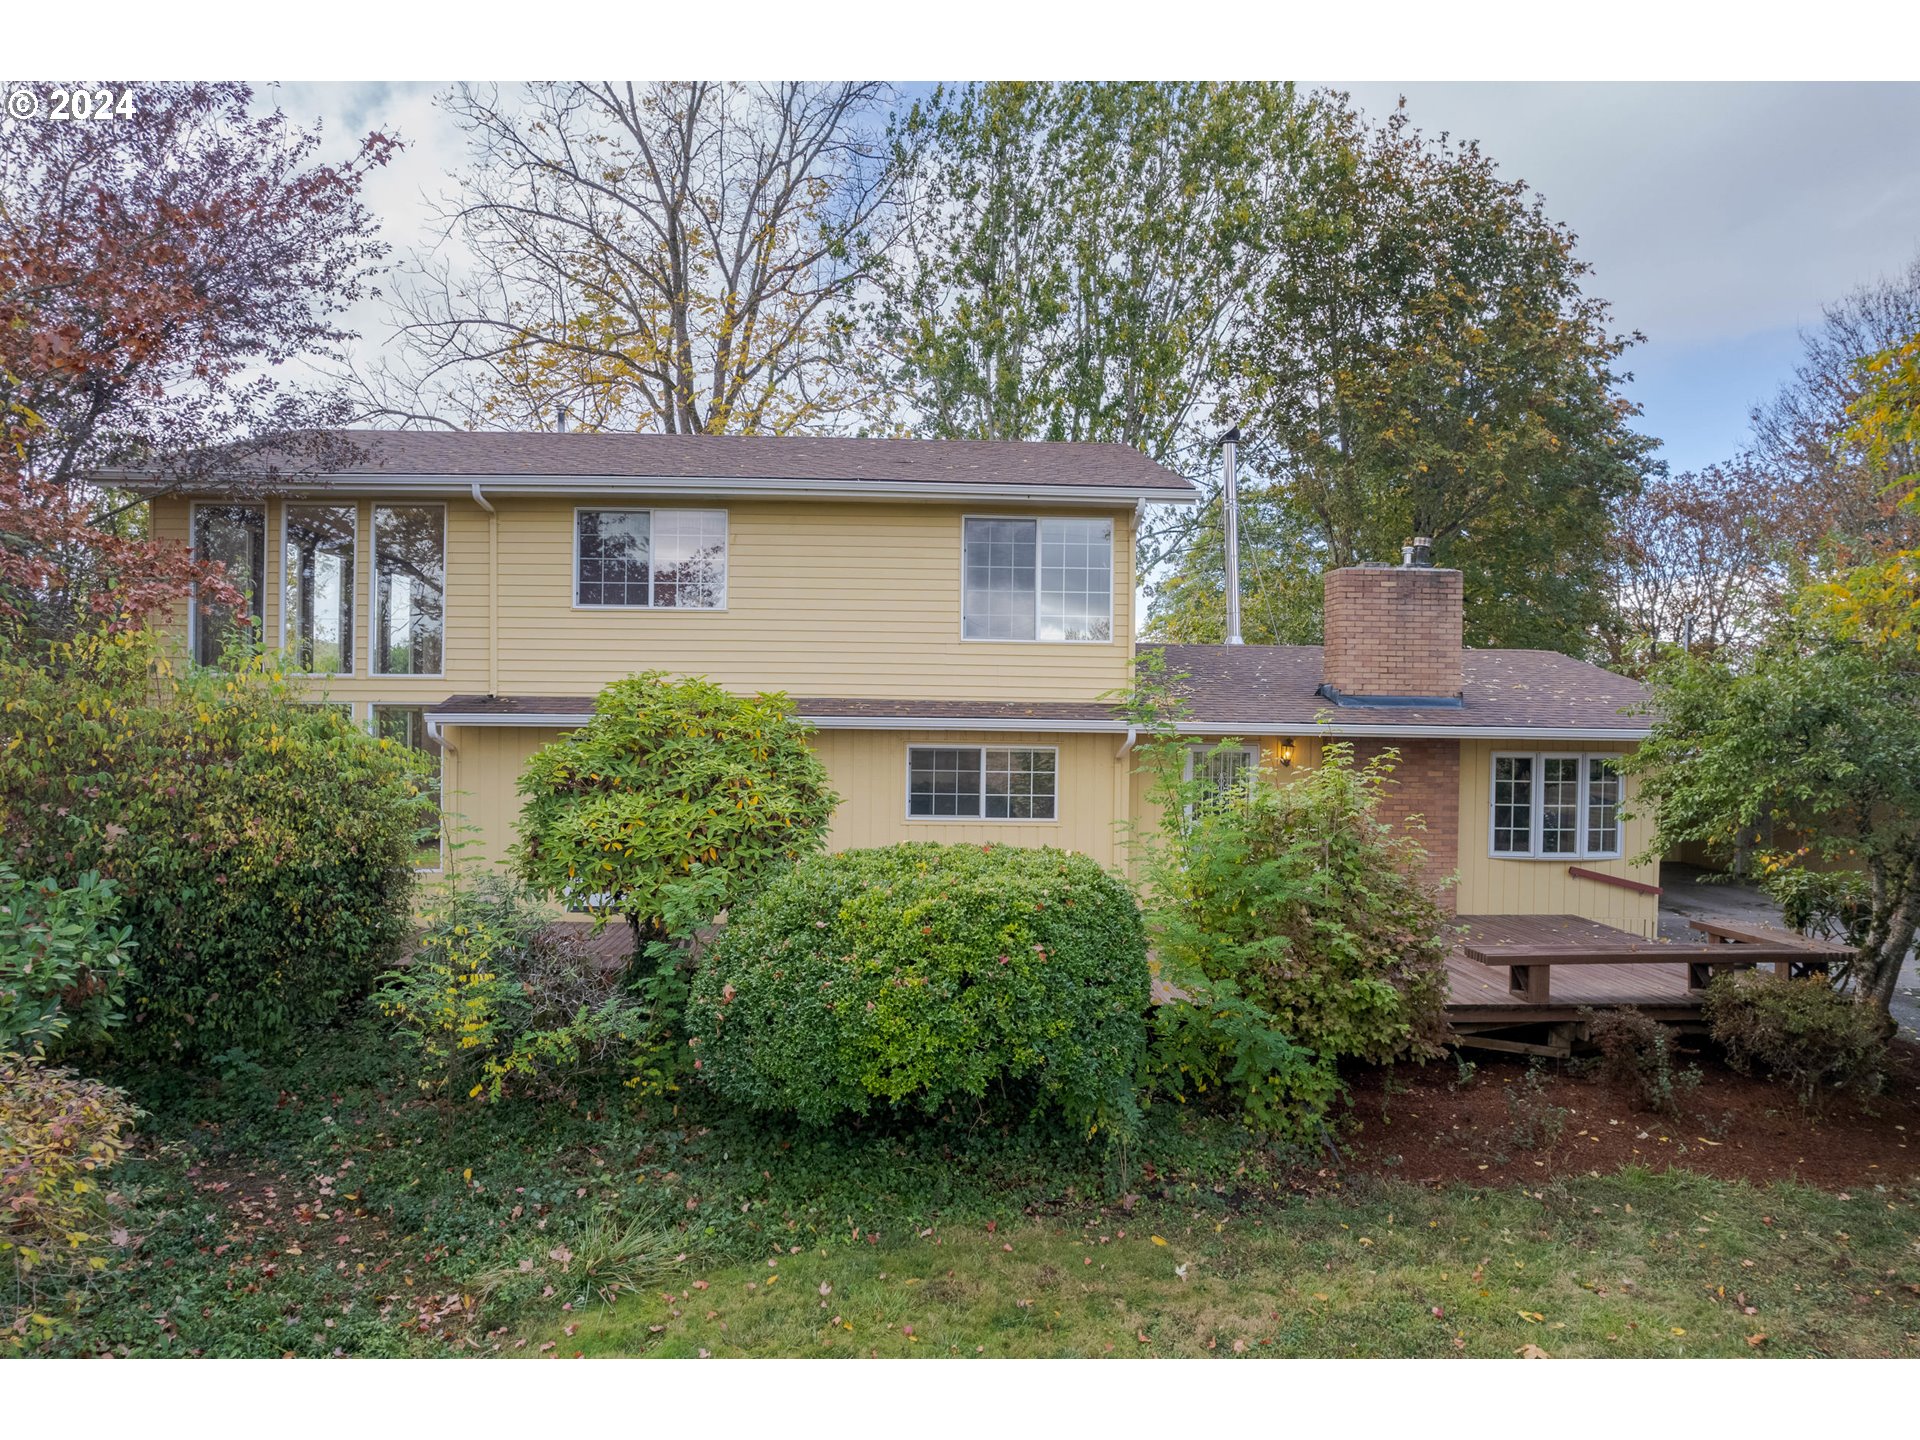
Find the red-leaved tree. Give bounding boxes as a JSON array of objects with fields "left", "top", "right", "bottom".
[{"left": 0, "top": 82, "right": 397, "bottom": 642}]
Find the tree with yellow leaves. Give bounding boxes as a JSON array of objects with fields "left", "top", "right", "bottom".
[{"left": 369, "top": 83, "right": 896, "bottom": 435}]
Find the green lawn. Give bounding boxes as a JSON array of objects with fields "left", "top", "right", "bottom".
[
  {"left": 21, "top": 1018, "right": 1919, "bottom": 1358},
  {"left": 543, "top": 1172, "right": 1920, "bottom": 1358}
]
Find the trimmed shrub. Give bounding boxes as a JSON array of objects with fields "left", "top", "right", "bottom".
[
  {"left": 689, "top": 843, "right": 1150, "bottom": 1135},
  {"left": 1703, "top": 972, "right": 1886, "bottom": 1109},
  {"left": 1582, "top": 1006, "right": 1699, "bottom": 1117},
  {"left": 0, "top": 866, "right": 134, "bottom": 1054},
  {"left": 1, "top": 1052, "right": 138, "bottom": 1275},
  {"left": 0, "top": 629, "right": 428, "bottom": 1060},
  {"left": 514, "top": 672, "right": 838, "bottom": 951},
  {"left": 377, "top": 876, "right": 667, "bottom": 1102}
]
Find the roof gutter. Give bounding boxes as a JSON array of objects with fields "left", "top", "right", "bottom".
[{"left": 421, "top": 709, "right": 1649, "bottom": 743}]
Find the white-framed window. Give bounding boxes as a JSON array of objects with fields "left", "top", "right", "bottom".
[
  {"left": 962, "top": 516, "right": 1112, "bottom": 642},
  {"left": 190, "top": 501, "right": 267, "bottom": 668},
  {"left": 369, "top": 705, "right": 444, "bottom": 871},
  {"left": 906, "top": 745, "right": 1058, "bottom": 821},
  {"left": 1490, "top": 752, "right": 1624, "bottom": 859},
  {"left": 1184, "top": 743, "right": 1260, "bottom": 813},
  {"left": 372, "top": 503, "right": 445, "bottom": 676},
  {"left": 574, "top": 507, "right": 727, "bottom": 609},
  {"left": 282, "top": 503, "right": 356, "bottom": 674}
]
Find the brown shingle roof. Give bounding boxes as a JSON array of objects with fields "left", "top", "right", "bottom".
[
  {"left": 1153, "top": 644, "right": 1652, "bottom": 735},
  {"left": 427, "top": 647, "right": 1651, "bottom": 739},
  {"left": 206, "top": 430, "right": 1194, "bottom": 496}
]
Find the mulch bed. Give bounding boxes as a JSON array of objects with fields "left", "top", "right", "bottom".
[{"left": 1338, "top": 1039, "right": 1920, "bottom": 1191}]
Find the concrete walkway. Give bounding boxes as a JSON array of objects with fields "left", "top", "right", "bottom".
[{"left": 1659, "top": 862, "right": 1920, "bottom": 1041}]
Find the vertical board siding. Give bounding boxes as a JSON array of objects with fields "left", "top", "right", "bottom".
[
  {"left": 442, "top": 725, "right": 1132, "bottom": 874},
  {"left": 1453, "top": 740, "right": 1659, "bottom": 935}
]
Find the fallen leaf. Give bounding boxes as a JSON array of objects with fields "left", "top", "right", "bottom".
[
  {"left": 1150, "top": 1235, "right": 1168, "bottom": 1247},
  {"left": 1515, "top": 1343, "right": 1550, "bottom": 1359}
]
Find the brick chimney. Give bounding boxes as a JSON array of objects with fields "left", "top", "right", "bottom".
[{"left": 1319, "top": 541, "right": 1464, "bottom": 704}]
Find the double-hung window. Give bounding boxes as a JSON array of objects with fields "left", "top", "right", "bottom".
[
  {"left": 191, "top": 502, "right": 267, "bottom": 667},
  {"left": 907, "top": 745, "right": 1057, "bottom": 820},
  {"left": 1489, "top": 753, "right": 1623, "bottom": 859},
  {"left": 962, "top": 517, "right": 1112, "bottom": 641},
  {"left": 575, "top": 508, "right": 727, "bottom": 609}
]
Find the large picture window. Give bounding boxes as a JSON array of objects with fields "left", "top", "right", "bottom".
[
  {"left": 963, "top": 517, "right": 1111, "bottom": 642},
  {"left": 191, "top": 502, "right": 267, "bottom": 667},
  {"left": 1490, "top": 753, "right": 1623, "bottom": 859},
  {"left": 907, "top": 745, "right": 1057, "bottom": 820},
  {"left": 373, "top": 504, "right": 444, "bottom": 675},
  {"left": 282, "top": 503, "right": 355, "bottom": 674},
  {"left": 370, "top": 705, "right": 444, "bottom": 869},
  {"left": 575, "top": 508, "right": 727, "bottom": 609}
]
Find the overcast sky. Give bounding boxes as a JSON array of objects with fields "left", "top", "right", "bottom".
[{"left": 273, "top": 80, "right": 1920, "bottom": 477}]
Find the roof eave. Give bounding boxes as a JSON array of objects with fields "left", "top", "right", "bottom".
[
  {"left": 112, "top": 472, "right": 1197, "bottom": 507},
  {"left": 423, "top": 706, "right": 1649, "bottom": 742}
]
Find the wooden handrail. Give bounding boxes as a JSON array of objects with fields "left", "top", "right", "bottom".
[{"left": 1567, "top": 864, "right": 1662, "bottom": 897}]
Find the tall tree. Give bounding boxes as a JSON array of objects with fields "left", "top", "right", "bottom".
[
  {"left": 372, "top": 82, "right": 895, "bottom": 435},
  {"left": 0, "top": 82, "right": 394, "bottom": 641},
  {"left": 1599, "top": 460, "right": 1791, "bottom": 672},
  {"left": 1631, "top": 586, "right": 1920, "bottom": 1021},
  {"left": 1751, "top": 253, "right": 1920, "bottom": 558},
  {"left": 1221, "top": 98, "right": 1651, "bottom": 654},
  {"left": 876, "top": 81, "right": 1310, "bottom": 479}
]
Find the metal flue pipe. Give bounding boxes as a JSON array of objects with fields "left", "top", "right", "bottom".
[{"left": 1221, "top": 426, "right": 1244, "bottom": 646}]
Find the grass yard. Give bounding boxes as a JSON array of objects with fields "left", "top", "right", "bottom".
[
  {"left": 15, "top": 1017, "right": 1920, "bottom": 1358},
  {"left": 544, "top": 1173, "right": 1920, "bottom": 1359}
]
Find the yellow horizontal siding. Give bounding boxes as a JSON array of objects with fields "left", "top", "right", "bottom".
[{"left": 148, "top": 495, "right": 1137, "bottom": 705}]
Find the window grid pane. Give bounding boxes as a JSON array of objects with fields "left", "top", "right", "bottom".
[
  {"left": 1192, "top": 746, "right": 1256, "bottom": 811},
  {"left": 962, "top": 518, "right": 1038, "bottom": 640},
  {"left": 1038, "top": 518, "right": 1112, "bottom": 642},
  {"left": 373, "top": 504, "right": 444, "bottom": 675},
  {"left": 984, "top": 748, "right": 1057, "bottom": 820},
  {"left": 577, "top": 509, "right": 651, "bottom": 607},
  {"left": 651, "top": 510, "right": 727, "bottom": 609},
  {"left": 1492, "top": 755, "right": 1534, "bottom": 854},
  {"left": 283, "top": 504, "right": 355, "bottom": 674},
  {"left": 1541, "top": 757, "right": 1581, "bottom": 854},
  {"left": 1586, "top": 759, "right": 1622, "bottom": 855},
  {"left": 192, "top": 504, "right": 266, "bottom": 667},
  {"left": 908, "top": 748, "right": 983, "bottom": 817}
]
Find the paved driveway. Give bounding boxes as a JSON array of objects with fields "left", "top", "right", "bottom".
[{"left": 1660, "top": 862, "right": 1920, "bottom": 1041}]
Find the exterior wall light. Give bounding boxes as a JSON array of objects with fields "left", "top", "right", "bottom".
[{"left": 1279, "top": 737, "right": 1295, "bottom": 768}]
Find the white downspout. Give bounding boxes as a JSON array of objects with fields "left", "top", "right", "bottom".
[{"left": 470, "top": 483, "right": 499, "bottom": 698}]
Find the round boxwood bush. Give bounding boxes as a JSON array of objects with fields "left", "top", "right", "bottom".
[
  {"left": 688, "top": 843, "right": 1149, "bottom": 1134},
  {"left": 0, "top": 629, "right": 429, "bottom": 1061}
]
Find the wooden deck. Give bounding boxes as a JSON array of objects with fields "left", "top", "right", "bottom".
[{"left": 1444, "top": 912, "right": 1817, "bottom": 1055}]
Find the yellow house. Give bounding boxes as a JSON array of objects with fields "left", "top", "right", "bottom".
[{"left": 140, "top": 431, "right": 1659, "bottom": 933}]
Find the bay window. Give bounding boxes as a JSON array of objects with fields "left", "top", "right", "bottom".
[
  {"left": 962, "top": 517, "right": 1112, "bottom": 642},
  {"left": 1489, "top": 753, "right": 1623, "bottom": 859}
]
